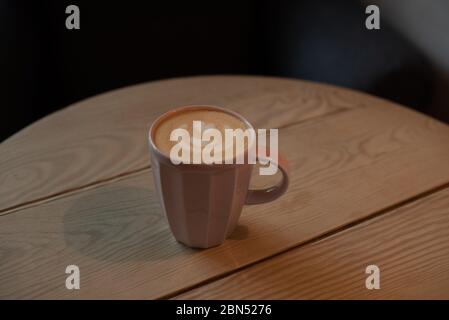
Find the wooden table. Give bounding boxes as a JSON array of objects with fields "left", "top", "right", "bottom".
[{"left": 1, "top": 76, "right": 449, "bottom": 299}]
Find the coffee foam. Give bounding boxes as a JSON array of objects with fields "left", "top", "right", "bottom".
[{"left": 154, "top": 109, "right": 250, "bottom": 162}]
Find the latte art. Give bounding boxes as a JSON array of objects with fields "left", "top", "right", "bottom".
[
  {"left": 154, "top": 110, "right": 249, "bottom": 161},
  {"left": 153, "top": 107, "right": 279, "bottom": 175},
  {"left": 170, "top": 120, "right": 255, "bottom": 164}
]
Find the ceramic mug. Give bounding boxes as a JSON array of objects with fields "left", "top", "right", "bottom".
[{"left": 148, "top": 105, "right": 290, "bottom": 248}]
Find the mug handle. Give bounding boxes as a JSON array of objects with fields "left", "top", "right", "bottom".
[{"left": 245, "top": 147, "right": 290, "bottom": 205}]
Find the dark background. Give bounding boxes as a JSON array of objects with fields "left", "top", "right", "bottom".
[{"left": 1, "top": 0, "right": 446, "bottom": 142}]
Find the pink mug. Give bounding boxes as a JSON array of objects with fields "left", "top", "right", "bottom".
[{"left": 148, "top": 105, "right": 290, "bottom": 248}]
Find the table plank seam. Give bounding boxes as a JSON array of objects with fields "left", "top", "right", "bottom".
[
  {"left": 0, "top": 167, "right": 151, "bottom": 218},
  {"left": 165, "top": 180, "right": 449, "bottom": 300},
  {"left": 0, "top": 106, "right": 356, "bottom": 218},
  {"left": 174, "top": 185, "right": 449, "bottom": 299}
]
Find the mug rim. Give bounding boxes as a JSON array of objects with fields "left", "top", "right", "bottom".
[{"left": 148, "top": 105, "right": 256, "bottom": 167}]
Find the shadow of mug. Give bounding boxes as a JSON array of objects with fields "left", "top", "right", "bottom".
[
  {"left": 63, "top": 184, "right": 250, "bottom": 263},
  {"left": 63, "top": 185, "right": 187, "bottom": 262}
]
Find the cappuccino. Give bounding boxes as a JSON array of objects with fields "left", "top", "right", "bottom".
[{"left": 154, "top": 109, "right": 250, "bottom": 162}]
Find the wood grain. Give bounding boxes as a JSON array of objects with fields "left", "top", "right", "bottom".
[
  {"left": 177, "top": 187, "right": 449, "bottom": 299},
  {"left": 0, "top": 76, "right": 369, "bottom": 213},
  {"left": 1, "top": 104, "right": 449, "bottom": 299}
]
